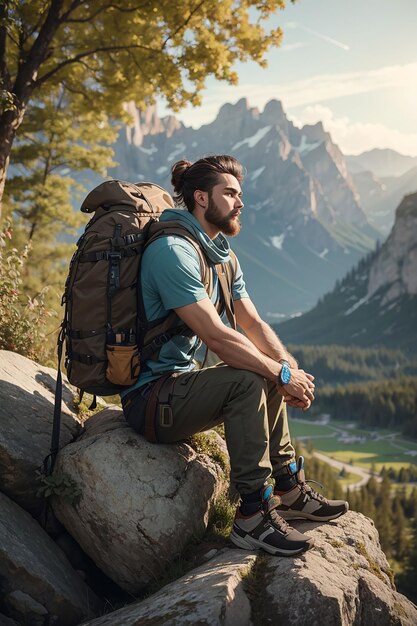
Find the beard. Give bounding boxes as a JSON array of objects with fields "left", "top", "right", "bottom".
[{"left": 205, "top": 196, "right": 241, "bottom": 236}]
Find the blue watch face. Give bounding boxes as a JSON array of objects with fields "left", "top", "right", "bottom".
[{"left": 280, "top": 364, "right": 291, "bottom": 385}]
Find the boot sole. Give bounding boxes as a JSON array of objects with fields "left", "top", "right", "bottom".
[{"left": 230, "top": 530, "right": 313, "bottom": 556}]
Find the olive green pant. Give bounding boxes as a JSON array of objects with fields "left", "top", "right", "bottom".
[{"left": 154, "top": 364, "right": 295, "bottom": 495}]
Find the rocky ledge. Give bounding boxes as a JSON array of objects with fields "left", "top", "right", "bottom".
[
  {"left": 1, "top": 350, "right": 417, "bottom": 625},
  {"left": 80, "top": 511, "right": 417, "bottom": 626}
]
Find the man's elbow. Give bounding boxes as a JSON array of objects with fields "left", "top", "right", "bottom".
[{"left": 204, "top": 330, "right": 231, "bottom": 357}]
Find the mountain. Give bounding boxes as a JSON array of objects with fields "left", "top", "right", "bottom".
[
  {"left": 276, "top": 192, "right": 417, "bottom": 353},
  {"left": 109, "top": 99, "right": 378, "bottom": 318},
  {"left": 346, "top": 148, "right": 417, "bottom": 178},
  {"left": 352, "top": 166, "right": 417, "bottom": 236}
]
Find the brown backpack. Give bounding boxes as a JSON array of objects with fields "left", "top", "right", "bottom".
[{"left": 47, "top": 180, "right": 236, "bottom": 472}]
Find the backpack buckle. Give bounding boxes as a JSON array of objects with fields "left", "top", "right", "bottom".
[
  {"left": 159, "top": 404, "right": 173, "bottom": 427},
  {"left": 106, "top": 251, "right": 122, "bottom": 260}
]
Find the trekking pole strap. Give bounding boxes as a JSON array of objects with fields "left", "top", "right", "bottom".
[{"left": 47, "top": 327, "right": 65, "bottom": 474}]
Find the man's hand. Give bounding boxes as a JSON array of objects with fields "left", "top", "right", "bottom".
[
  {"left": 283, "top": 394, "right": 311, "bottom": 411},
  {"left": 280, "top": 368, "right": 315, "bottom": 410}
]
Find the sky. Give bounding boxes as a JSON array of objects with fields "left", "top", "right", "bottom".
[{"left": 159, "top": 0, "right": 417, "bottom": 156}]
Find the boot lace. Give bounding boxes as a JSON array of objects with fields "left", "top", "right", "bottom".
[
  {"left": 300, "top": 478, "right": 328, "bottom": 504},
  {"left": 268, "top": 505, "right": 291, "bottom": 534}
]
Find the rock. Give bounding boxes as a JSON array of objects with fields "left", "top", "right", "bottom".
[
  {"left": 4, "top": 590, "right": 48, "bottom": 626},
  {"left": 0, "top": 614, "right": 18, "bottom": 626},
  {"left": 81, "top": 549, "right": 256, "bottom": 626},
  {"left": 0, "top": 491, "right": 102, "bottom": 626},
  {"left": 84, "top": 512, "right": 417, "bottom": 626},
  {"left": 261, "top": 511, "right": 417, "bottom": 625},
  {"left": 0, "top": 350, "right": 80, "bottom": 516},
  {"left": 52, "top": 407, "right": 225, "bottom": 594}
]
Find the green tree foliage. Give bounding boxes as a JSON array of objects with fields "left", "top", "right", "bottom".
[
  {"left": 313, "top": 377, "right": 417, "bottom": 435},
  {"left": 0, "top": 224, "right": 54, "bottom": 361},
  {"left": 298, "top": 442, "right": 417, "bottom": 602},
  {"left": 289, "top": 344, "right": 417, "bottom": 386},
  {"left": 0, "top": 0, "right": 295, "bottom": 209},
  {"left": 3, "top": 85, "right": 116, "bottom": 307},
  {"left": 347, "top": 475, "right": 417, "bottom": 602},
  {"left": 398, "top": 516, "right": 417, "bottom": 603}
]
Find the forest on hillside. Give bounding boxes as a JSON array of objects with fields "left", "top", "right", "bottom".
[{"left": 287, "top": 345, "right": 417, "bottom": 437}]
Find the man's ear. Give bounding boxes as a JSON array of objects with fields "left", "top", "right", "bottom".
[{"left": 194, "top": 189, "right": 207, "bottom": 209}]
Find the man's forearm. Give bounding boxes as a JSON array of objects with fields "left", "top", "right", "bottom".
[
  {"left": 209, "top": 326, "right": 313, "bottom": 407},
  {"left": 210, "top": 326, "right": 281, "bottom": 381},
  {"left": 242, "top": 318, "right": 297, "bottom": 368}
]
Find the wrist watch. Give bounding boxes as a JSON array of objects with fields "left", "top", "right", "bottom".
[{"left": 278, "top": 359, "right": 291, "bottom": 386}]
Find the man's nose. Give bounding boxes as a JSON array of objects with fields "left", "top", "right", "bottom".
[{"left": 236, "top": 197, "right": 244, "bottom": 209}]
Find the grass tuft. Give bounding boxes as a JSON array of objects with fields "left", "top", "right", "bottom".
[{"left": 355, "top": 542, "right": 388, "bottom": 584}]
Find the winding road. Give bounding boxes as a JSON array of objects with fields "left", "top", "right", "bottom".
[{"left": 312, "top": 451, "right": 380, "bottom": 491}]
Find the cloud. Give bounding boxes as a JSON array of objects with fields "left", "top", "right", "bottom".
[
  {"left": 280, "top": 42, "right": 307, "bottom": 53},
  {"left": 286, "top": 21, "right": 350, "bottom": 51},
  {"left": 163, "top": 62, "right": 417, "bottom": 127},
  {"left": 252, "top": 62, "right": 417, "bottom": 109},
  {"left": 289, "top": 104, "right": 417, "bottom": 156}
]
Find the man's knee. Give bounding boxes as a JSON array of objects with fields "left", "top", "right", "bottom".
[{"left": 233, "top": 369, "right": 267, "bottom": 393}]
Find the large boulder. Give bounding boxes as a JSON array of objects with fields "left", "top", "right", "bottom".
[
  {"left": 0, "top": 491, "right": 102, "bottom": 626},
  {"left": 262, "top": 511, "right": 417, "bottom": 625},
  {"left": 52, "top": 407, "right": 225, "bottom": 594},
  {"left": 80, "top": 512, "right": 417, "bottom": 626},
  {"left": 0, "top": 350, "right": 80, "bottom": 516},
  {"left": 81, "top": 549, "right": 256, "bottom": 626}
]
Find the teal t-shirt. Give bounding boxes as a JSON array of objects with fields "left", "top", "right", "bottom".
[{"left": 121, "top": 235, "right": 248, "bottom": 397}]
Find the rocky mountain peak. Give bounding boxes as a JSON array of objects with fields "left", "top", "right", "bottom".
[
  {"left": 396, "top": 190, "right": 417, "bottom": 219},
  {"left": 368, "top": 192, "right": 417, "bottom": 303},
  {"left": 261, "top": 98, "right": 286, "bottom": 123},
  {"left": 301, "top": 121, "right": 329, "bottom": 143},
  {"left": 216, "top": 97, "right": 252, "bottom": 121},
  {"left": 122, "top": 101, "right": 182, "bottom": 146},
  {"left": 109, "top": 97, "right": 377, "bottom": 317}
]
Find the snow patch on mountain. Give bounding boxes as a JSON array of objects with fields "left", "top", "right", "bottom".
[
  {"left": 252, "top": 199, "right": 270, "bottom": 211},
  {"left": 250, "top": 166, "right": 265, "bottom": 181},
  {"left": 139, "top": 144, "right": 158, "bottom": 155},
  {"left": 232, "top": 126, "right": 271, "bottom": 151},
  {"left": 167, "top": 143, "right": 186, "bottom": 161},
  {"left": 344, "top": 294, "right": 370, "bottom": 316},
  {"left": 295, "top": 135, "right": 323, "bottom": 155},
  {"left": 271, "top": 234, "right": 285, "bottom": 250}
]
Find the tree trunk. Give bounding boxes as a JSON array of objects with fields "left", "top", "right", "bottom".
[
  {"left": 0, "top": 106, "right": 26, "bottom": 217},
  {"left": 0, "top": 0, "right": 66, "bottom": 217}
]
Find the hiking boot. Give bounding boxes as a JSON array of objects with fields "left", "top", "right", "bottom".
[
  {"left": 230, "top": 481, "right": 314, "bottom": 556},
  {"left": 275, "top": 456, "right": 349, "bottom": 522}
]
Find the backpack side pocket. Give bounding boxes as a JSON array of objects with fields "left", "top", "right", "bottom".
[{"left": 106, "top": 345, "right": 140, "bottom": 386}]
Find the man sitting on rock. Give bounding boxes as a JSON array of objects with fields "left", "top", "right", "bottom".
[{"left": 121, "top": 155, "right": 348, "bottom": 557}]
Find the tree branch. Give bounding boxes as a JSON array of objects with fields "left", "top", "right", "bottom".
[
  {"left": 35, "top": 42, "right": 160, "bottom": 86},
  {"left": 64, "top": 1, "right": 151, "bottom": 23},
  {"left": 60, "top": 78, "right": 95, "bottom": 105},
  {"left": 162, "top": 0, "right": 207, "bottom": 49},
  {"left": 0, "top": 2, "right": 11, "bottom": 90},
  {"left": 12, "top": 0, "right": 66, "bottom": 103},
  {"left": 58, "top": 0, "right": 84, "bottom": 23}
]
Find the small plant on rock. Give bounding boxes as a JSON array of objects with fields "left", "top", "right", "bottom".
[{"left": 37, "top": 471, "right": 82, "bottom": 505}]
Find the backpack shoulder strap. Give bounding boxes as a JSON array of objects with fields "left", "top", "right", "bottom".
[
  {"left": 146, "top": 222, "right": 212, "bottom": 295},
  {"left": 215, "top": 250, "right": 237, "bottom": 330}
]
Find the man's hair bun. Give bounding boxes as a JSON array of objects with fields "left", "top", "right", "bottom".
[
  {"left": 171, "top": 160, "right": 192, "bottom": 194},
  {"left": 170, "top": 155, "right": 244, "bottom": 212}
]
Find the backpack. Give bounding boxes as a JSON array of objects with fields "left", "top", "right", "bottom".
[{"left": 46, "top": 179, "right": 237, "bottom": 473}]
